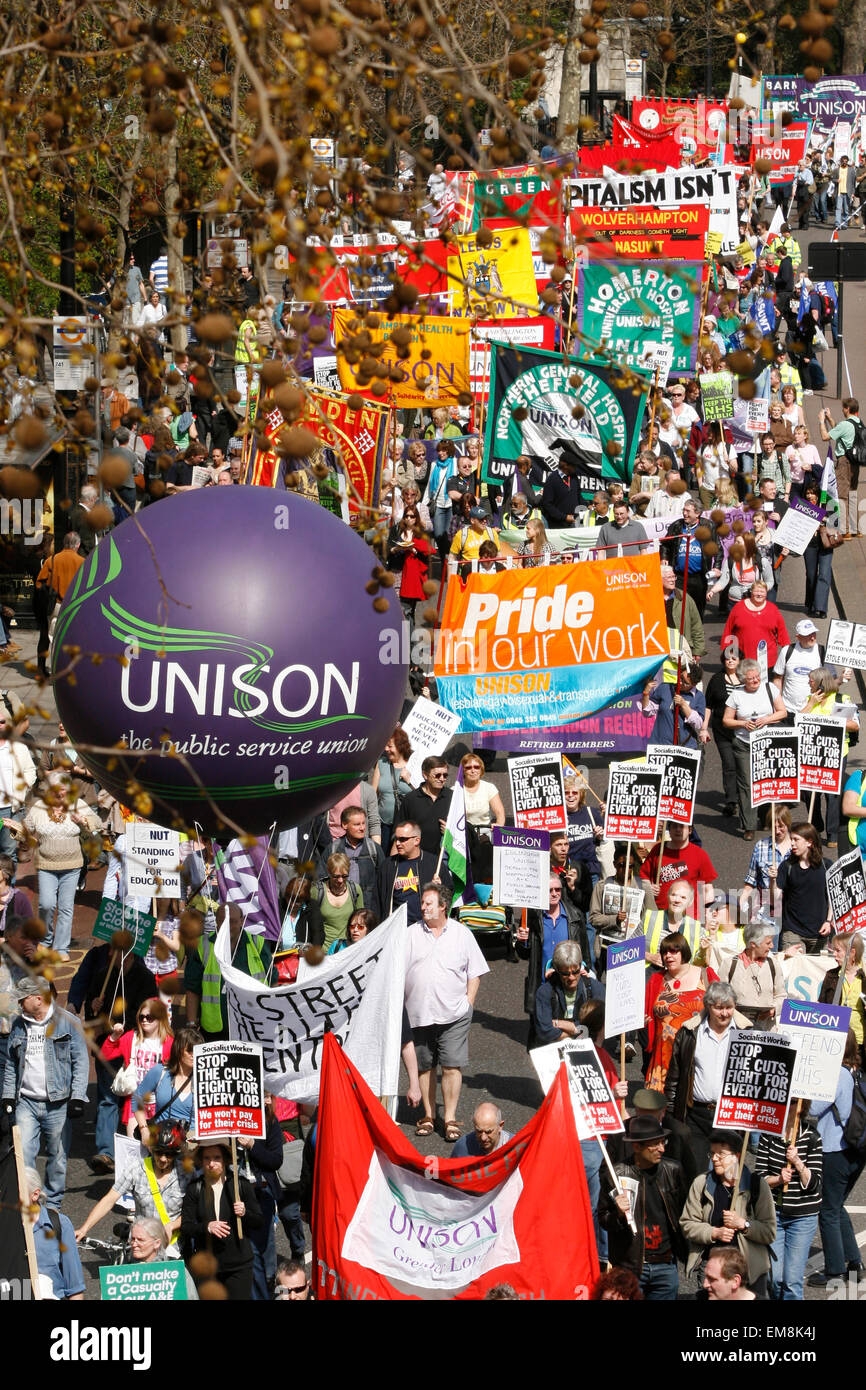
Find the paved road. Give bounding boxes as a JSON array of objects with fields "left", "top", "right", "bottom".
[{"left": 12, "top": 229, "right": 866, "bottom": 1296}]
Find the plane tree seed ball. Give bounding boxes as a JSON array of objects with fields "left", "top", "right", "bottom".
[{"left": 53, "top": 489, "right": 408, "bottom": 835}]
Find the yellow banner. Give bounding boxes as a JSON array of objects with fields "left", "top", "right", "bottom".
[
  {"left": 445, "top": 227, "right": 540, "bottom": 318},
  {"left": 334, "top": 311, "right": 470, "bottom": 408}
]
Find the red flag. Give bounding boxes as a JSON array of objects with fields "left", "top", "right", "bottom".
[{"left": 312, "top": 1033, "right": 599, "bottom": 1300}]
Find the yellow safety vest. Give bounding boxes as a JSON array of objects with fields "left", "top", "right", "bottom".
[
  {"left": 198, "top": 932, "right": 267, "bottom": 1034},
  {"left": 641, "top": 909, "right": 701, "bottom": 959},
  {"left": 144, "top": 1157, "right": 178, "bottom": 1246},
  {"left": 235, "top": 319, "right": 260, "bottom": 364}
]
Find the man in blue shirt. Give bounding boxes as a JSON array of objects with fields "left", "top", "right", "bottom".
[
  {"left": 26, "top": 1167, "right": 85, "bottom": 1299},
  {"left": 663, "top": 499, "right": 716, "bottom": 616}
]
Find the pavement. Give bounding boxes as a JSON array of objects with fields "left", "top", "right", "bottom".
[{"left": 12, "top": 224, "right": 866, "bottom": 1299}]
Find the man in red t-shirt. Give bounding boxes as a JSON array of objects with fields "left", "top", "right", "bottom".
[{"left": 639, "top": 822, "right": 718, "bottom": 915}]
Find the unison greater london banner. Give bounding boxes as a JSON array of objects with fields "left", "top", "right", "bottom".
[
  {"left": 312, "top": 1034, "right": 599, "bottom": 1300},
  {"left": 434, "top": 555, "right": 668, "bottom": 734}
]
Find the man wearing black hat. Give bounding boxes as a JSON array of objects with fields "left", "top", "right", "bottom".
[{"left": 599, "top": 1113, "right": 688, "bottom": 1300}]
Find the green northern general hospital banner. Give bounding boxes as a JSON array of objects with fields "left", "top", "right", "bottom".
[
  {"left": 481, "top": 343, "right": 650, "bottom": 499},
  {"left": 575, "top": 260, "right": 703, "bottom": 377}
]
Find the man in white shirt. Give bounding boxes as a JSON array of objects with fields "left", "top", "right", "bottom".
[
  {"left": 772, "top": 619, "right": 824, "bottom": 717},
  {"left": 404, "top": 884, "right": 489, "bottom": 1143}
]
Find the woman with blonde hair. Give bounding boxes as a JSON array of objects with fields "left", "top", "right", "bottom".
[
  {"left": 314, "top": 852, "right": 364, "bottom": 951},
  {"left": 518, "top": 516, "right": 553, "bottom": 567}
]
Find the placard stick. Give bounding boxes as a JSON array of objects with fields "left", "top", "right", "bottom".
[
  {"left": 230, "top": 1136, "right": 244, "bottom": 1240},
  {"left": 648, "top": 365, "right": 660, "bottom": 440},
  {"left": 570, "top": 1062, "right": 636, "bottom": 1235},
  {"left": 13, "top": 1125, "right": 41, "bottom": 1300},
  {"left": 98, "top": 950, "right": 118, "bottom": 1004},
  {"left": 672, "top": 533, "right": 691, "bottom": 746},
  {"left": 808, "top": 790, "right": 816, "bottom": 822},
  {"left": 573, "top": 771, "right": 605, "bottom": 809},
  {"left": 781, "top": 1097, "right": 802, "bottom": 1196},
  {"left": 655, "top": 823, "right": 667, "bottom": 889},
  {"left": 735, "top": 1129, "right": 749, "bottom": 1188},
  {"left": 624, "top": 842, "right": 632, "bottom": 901},
  {"left": 619, "top": 1033, "right": 627, "bottom": 1119}
]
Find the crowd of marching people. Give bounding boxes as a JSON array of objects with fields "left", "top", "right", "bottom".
[{"left": 4, "top": 98, "right": 866, "bottom": 1308}]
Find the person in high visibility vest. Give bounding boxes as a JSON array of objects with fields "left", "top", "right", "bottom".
[
  {"left": 641, "top": 880, "right": 702, "bottom": 968},
  {"left": 73, "top": 1121, "right": 189, "bottom": 1248},
  {"left": 185, "top": 903, "right": 271, "bottom": 1042}
]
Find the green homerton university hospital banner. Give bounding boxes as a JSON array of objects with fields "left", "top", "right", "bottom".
[
  {"left": 576, "top": 261, "right": 703, "bottom": 377},
  {"left": 481, "top": 343, "right": 650, "bottom": 497}
]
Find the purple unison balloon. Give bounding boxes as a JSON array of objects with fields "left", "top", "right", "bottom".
[{"left": 52, "top": 489, "right": 407, "bottom": 834}]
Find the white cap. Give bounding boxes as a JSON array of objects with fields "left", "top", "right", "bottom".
[{"left": 796, "top": 619, "right": 818, "bottom": 636}]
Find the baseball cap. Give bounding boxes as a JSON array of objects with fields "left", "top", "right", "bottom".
[
  {"left": 468, "top": 506, "right": 486, "bottom": 520},
  {"left": 796, "top": 619, "right": 818, "bottom": 636}
]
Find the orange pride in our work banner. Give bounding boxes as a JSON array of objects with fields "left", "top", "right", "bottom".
[{"left": 435, "top": 554, "right": 668, "bottom": 680}]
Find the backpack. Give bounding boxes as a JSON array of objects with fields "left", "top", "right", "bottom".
[
  {"left": 313, "top": 879, "right": 361, "bottom": 912},
  {"left": 833, "top": 1069, "right": 866, "bottom": 1153},
  {"left": 846, "top": 419, "right": 866, "bottom": 469},
  {"left": 777, "top": 642, "right": 826, "bottom": 671}
]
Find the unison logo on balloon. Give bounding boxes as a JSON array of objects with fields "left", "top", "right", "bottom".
[{"left": 52, "top": 490, "right": 408, "bottom": 834}]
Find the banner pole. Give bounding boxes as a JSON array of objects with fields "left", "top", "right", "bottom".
[
  {"left": 781, "top": 1097, "right": 802, "bottom": 1196},
  {"left": 735, "top": 1129, "right": 749, "bottom": 1188},
  {"left": 672, "top": 533, "right": 691, "bottom": 746},
  {"left": 570, "top": 1061, "right": 636, "bottom": 1235},
  {"left": 648, "top": 365, "right": 660, "bottom": 441},
  {"left": 655, "top": 823, "right": 667, "bottom": 890},
  {"left": 619, "top": 1032, "right": 627, "bottom": 1119},
  {"left": 231, "top": 1135, "right": 244, "bottom": 1240},
  {"left": 808, "top": 789, "right": 816, "bottom": 822}
]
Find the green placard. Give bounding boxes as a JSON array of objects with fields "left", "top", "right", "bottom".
[
  {"left": 100, "top": 1260, "right": 188, "bottom": 1300},
  {"left": 699, "top": 371, "right": 735, "bottom": 424},
  {"left": 93, "top": 897, "right": 156, "bottom": 958}
]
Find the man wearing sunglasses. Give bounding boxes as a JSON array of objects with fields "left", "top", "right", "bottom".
[
  {"left": 398, "top": 756, "right": 452, "bottom": 856},
  {"left": 377, "top": 820, "right": 451, "bottom": 924},
  {"left": 275, "top": 1257, "right": 312, "bottom": 1300}
]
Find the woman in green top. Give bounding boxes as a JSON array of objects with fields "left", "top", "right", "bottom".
[{"left": 317, "top": 853, "right": 364, "bottom": 950}]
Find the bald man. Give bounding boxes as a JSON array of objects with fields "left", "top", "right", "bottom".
[{"left": 451, "top": 1102, "right": 513, "bottom": 1159}]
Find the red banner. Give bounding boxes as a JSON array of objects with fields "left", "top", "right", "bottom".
[
  {"left": 570, "top": 203, "right": 710, "bottom": 261},
  {"left": 751, "top": 120, "right": 810, "bottom": 184},
  {"left": 572, "top": 138, "right": 683, "bottom": 175},
  {"left": 312, "top": 1033, "right": 599, "bottom": 1300},
  {"left": 246, "top": 386, "right": 388, "bottom": 511},
  {"left": 611, "top": 114, "right": 686, "bottom": 170},
  {"left": 631, "top": 97, "right": 729, "bottom": 161}
]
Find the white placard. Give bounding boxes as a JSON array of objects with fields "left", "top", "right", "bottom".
[
  {"left": 492, "top": 826, "right": 549, "bottom": 910},
  {"left": 604, "top": 935, "right": 647, "bottom": 1037},
  {"left": 124, "top": 822, "right": 182, "bottom": 899},
  {"left": 826, "top": 619, "right": 866, "bottom": 671},
  {"left": 745, "top": 398, "right": 769, "bottom": 433},
  {"left": 401, "top": 697, "right": 461, "bottom": 787}
]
